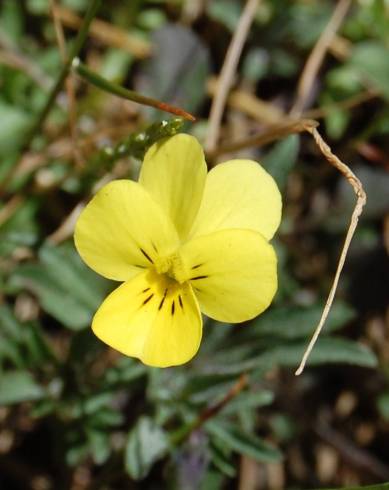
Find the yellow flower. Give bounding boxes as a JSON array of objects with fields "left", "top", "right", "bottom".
[{"left": 74, "top": 134, "right": 281, "bottom": 367}]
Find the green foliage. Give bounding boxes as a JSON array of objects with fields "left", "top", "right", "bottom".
[
  {"left": 205, "top": 420, "right": 282, "bottom": 463},
  {"left": 349, "top": 41, "right": 389, "bottom": 100},
  {"left": 135, "top": 24, "right": 210, "bottom": 118},
  {"left": 0, "top": 370, "right": 45, "bottom": 405},
  {"left": 327, "top": 484, "right": 389, "bottom": 490},
  {"left": 0, "top": 0, "right": 388, "bottom": 488},
  {"left": 263, "top": 135, "right": 300, "bottom": 190},
  {"left": 9, "top": 243, "right": 111, "bottom": 330},
  {"left": 125, "top": 416, "right": 169, "bottom": 479}
]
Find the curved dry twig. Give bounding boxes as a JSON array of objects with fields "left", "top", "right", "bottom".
[
  {"left": 295, "top": 123, "right": 367, "bottom": 375},
  {"left": 205, "top": 0, "right": 260, "bottom": 152}
]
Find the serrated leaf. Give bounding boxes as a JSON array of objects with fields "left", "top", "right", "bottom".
[
  {"left": 206, "top": 421, "right": 282, "bottom": 463},
  {"left": 0, "top": 370, "right": 45, "bottom": 405},
  {"left": 125, "top": 416, "right": 169, "bottom": 480}
]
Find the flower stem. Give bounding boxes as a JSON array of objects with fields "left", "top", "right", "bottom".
[
  {"left": 170, "top": 373, "right": 248, "bottom": 446},
  {"left": 23, "top": 0, "right": 102, "bottom": 150},
  {"left": 72, "top": 59, "right": 196, "bottom": 122}
]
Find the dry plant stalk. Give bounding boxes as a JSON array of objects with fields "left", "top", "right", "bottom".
[
  {"left": 49, "top": 0, "right": 83, "bottom": 168},
  {"left": 207, "top": 0, "right": 366, "bottom": 373},
  {"left": 290, "top": 0, "right": 352, "bottom": 117},
  {"left": 205, "top": 0, "right": 260, "bottom": 151},
  {"left": 295, "top": 123, "right": 366, "bottom": 374},
  {"left": 212, "top": 121, "right": 367, "bottom": 374}
]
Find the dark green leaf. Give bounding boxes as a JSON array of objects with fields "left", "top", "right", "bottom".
[
  {"left": 248, "top": 301, "right": 356, "bottom": 339},
  {"left": 9, "top": 243, "right": 111, "bottom": 330},
  {"left": 261, "top": 337, "right": 377, "bottom": 369},
  {"left": 0, "top": 370, "right": 45, "bottom": 405},
  {"left": 125, "top": 416, "right": 169, "bottom": 480},
  {"left": 206, "top": 421, "right": 282, "bottom": 463},
  {"left": 324, "top": 483, "right": 389, "bottom": 490},
  {"left": 377, "top": 393, "right": 389, "bottom": 422},
  {"left": 135, "top": 24, "right": 210, "bottom": 117},
  {"left": 263, "top": 135, "right": 300, "bottom": 190},
  {"left": 221, "top": 390, "right": 274, "bottom": 415},
  {"left": 350, "top": 41, "right": 389, "bottom": 100}
]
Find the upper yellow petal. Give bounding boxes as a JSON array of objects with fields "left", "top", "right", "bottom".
[
  {"left": 139, "top": 134, "right": 207, "bottom": 240},
  {"left": 92, "top": 270, "right": 202, "bottom": 367},
  {"left": 180, "top": 229, "right": 278, "bottom": 323},
  {"left": 74, "top": 180, "right": 179, "bottom": 282},
  {"left": 189, "top": 160, "right": 282, "bottom": 241}
]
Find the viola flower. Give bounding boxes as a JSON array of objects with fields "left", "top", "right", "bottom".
[{"left": 74, "top": 134, "right": 281, "bottom": 367}]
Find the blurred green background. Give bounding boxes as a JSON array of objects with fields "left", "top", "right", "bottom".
[{"left": 0, "top": 0, "right": 388, "bottom": 488}]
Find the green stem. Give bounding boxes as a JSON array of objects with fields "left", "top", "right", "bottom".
[
  {"left": 73, "top": 59, "right": 195, "bottom": 122},
  {"left": 23, "top": 0, "right": 102, "bottom": 150}
]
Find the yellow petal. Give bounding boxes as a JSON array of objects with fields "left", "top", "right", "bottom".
[
  {"left": 139, "top": 134, "right": 207, "bottom": 239},
  {"left": 74, "top": 180, "right": 179, "bottom": 281},
  {"left": 92, "top": 270, "right": 202, "bottom": 367},
  {"left": 180, "top": 229, "right": 277, "bottom": 323},
  {"left": 189, "top": 160, "right": 282, "bottom": 241}
]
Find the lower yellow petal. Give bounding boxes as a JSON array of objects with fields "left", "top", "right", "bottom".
[
  {"left": 180, "top": 230, "right": 277, "bottom": 323},
  {"left": 92, "top": 270, "right": 202, "bottom": 367}
]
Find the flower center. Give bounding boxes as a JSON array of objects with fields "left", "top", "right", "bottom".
[{"left": 154, "top": 251, "right": 188, "bottom": 284}]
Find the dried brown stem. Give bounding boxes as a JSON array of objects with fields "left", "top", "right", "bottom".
[
  {"left": 0, "top": 195, "right": 24, "bottom": 227},
  {"left": 290, "top": 0, "right": 352, "bottom": 117},
  {"left": 303, "top": 90, "right": 378, "bottom": 119},
  {"left": 205, "top": 0, "right": 259, "bottom": 151},
  {"left": 49, "top": 0, "right": 83, "bottom": 168},
  {"left": 195, "top": 374, "right": 249, "bottom": 427},
  {"left": 207, "top": 119, "right": 318, "bottom": 159},
  {"left": 295, "top": 124, "right": 366, "bottom": 375},
  {"left": 51, "top": 4, "right": 151, "bottom": 58},
  {"left": 0, "top": 50, "right": 51, "bottom": 90},
  {"left": 211, "top": 118, "right": 366, "bottom": 374},
  {"left": 171, "top": 374, "right": 249, "bottom": 445}
]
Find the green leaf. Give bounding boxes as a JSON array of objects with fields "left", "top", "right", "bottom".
[
  {"left": 9, "top": 243, "right": 111, "bottom": 330},
  {"left": 0, "top": 304, "right": 23, "bottom": 341},
  {"left": 221, "top": 390, "right": 274, "bottom": 415},
  {"left": 0, "top": 370, "right": 45, "bottom": 405},
  {"left": 0, "top": 305, "right": 55, "bottom": 368},
  {"left": 323, "top": 483, "right": 389, "bottom": 490},
  {"left": 0, "top": 193, "right": 38, "bottom": 257},
  {"left": 86, "top": 428, "right": 111, "bottom": 465},
  {"left": 135, "top": 24, "right": 210, "bottom": 117},
  {"left": 377, "top": 393, "right": 389, "bottom": 422},
  {"left": 206, "top": 421, "right": 282, "bottom": 463},
  {"left": 207, "top": 0, "right": 242, "bottom": 32},
  {"left": 248, "top": 301, "right": 356, "bottom": 340},
  {"left": 210, "top": 443, "right": 236, "bottom": 477},
  {"left": 261, "top": 337, "right": 377, "bottom": 369},
  {"left": 263, "top": 135, "right": 300, "bottom": 190},
  {"left": 125, "top": 416, "right": 169, "bottom": 480},
  {"left": 0, "top": 101, "right": 32, "bottom": 156},
  {"left": 350, "top": 41, "right": 389, "bottom": 100}
]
